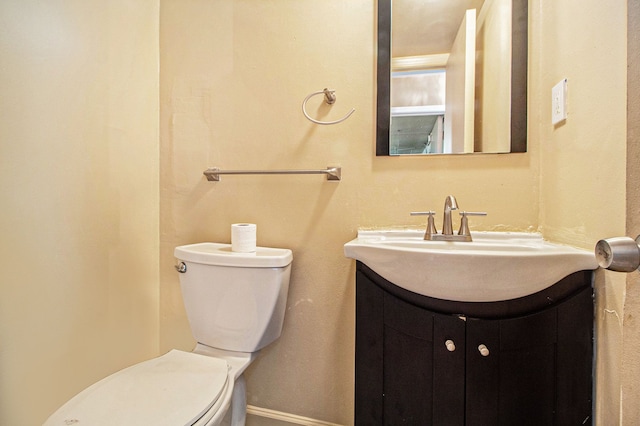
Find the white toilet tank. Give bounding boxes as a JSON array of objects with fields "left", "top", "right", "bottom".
[{"left": 174, "top": 243, "right": 293, "bottom": 353}]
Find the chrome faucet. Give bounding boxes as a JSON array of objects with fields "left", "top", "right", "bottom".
[
  {"left": 442, "top": 195, "right": 459, "bottom": 235},
  {"left": 410, "top": 195, "right": 487, "bottom": 242}
]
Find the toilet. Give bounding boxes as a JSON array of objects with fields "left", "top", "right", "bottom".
[{"left": 44, "top": 242, "right": 293, "bottom": 426}]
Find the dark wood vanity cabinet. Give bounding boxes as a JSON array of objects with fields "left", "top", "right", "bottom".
[{"left": 355, "top": 261, "right": 594, "bottom": 426}]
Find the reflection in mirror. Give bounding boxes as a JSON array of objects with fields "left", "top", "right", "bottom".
[
  {"left": 390, "top": 70, "right": 446, "bottom": 154},
  {"left": 376, "top": 0, "right": 528, "bottom": 156}
]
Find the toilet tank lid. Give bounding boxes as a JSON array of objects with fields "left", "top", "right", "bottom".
[{"left": 175, "top": 243, "right": 293, "bottom": 268}]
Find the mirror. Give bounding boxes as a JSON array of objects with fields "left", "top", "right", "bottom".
[{"left": 376, "top": 0, "right": 528, "bottom": 155}]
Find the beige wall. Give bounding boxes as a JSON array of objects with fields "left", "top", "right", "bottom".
[
  {"left": 532, "top": 0, "right": 628, "bottom": 423},
  {"left": 446, "top": 9, "right": 476, "bottom": 153},
  {"left": 623, "top": 0, "right": 640, "bottom": 423},
  {"left": 0, "top": 1, "right": 160, "bottom": 425},
  {"left": 476, "top": 0, "right": 512, "bottom": 152}
]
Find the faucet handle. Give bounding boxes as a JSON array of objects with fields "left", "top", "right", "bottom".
[
  {"left": 459, "top": 211, "right": 487, "bottom": 217},
  {"left": 411, "top": 211, "right": 437, "bottom": 239},
  {"left": 458, "top": 211, "right": 487, "bottom": 237}
]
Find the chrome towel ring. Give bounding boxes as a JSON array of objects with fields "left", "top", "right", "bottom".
[{"left": 302, "top": 88, "right": 355, "bottom": 125}]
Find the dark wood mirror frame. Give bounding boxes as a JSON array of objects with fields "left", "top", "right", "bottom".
[{"left": 376, "top": 0, "right": 528, "bottom": 156}]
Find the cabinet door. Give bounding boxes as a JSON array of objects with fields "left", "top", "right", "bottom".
[
  {"left": 433, "top": 313, "right": 466, "bottom": 425},
  {"left": 383, "top": 291, "right": 434, "bottom": 424},
  {"left": 465, "top": 318, "right": 500, "bottom": 426},
  {"left": 466, "top": 308, "right": 558, "bottom": 426},
  {"left": 498, "top": 307, "right": 557, "bottom": 426},
  {"left": 556, "top": 286, "right": 593, "bottom": 424},
  {"left": 355, "top": 272, "right": 384, "bottom": 424}
]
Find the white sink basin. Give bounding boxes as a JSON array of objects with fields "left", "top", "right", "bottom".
[{"left": 344, "top": 230, "right": 598, "bottom": 302}]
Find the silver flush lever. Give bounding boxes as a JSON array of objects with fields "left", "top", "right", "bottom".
[
  {"left": 595, "top": 236, "right": 640, "bottom": 272},
  {"left": 175, "top": 262, "right": 187, "bottom": 273}
]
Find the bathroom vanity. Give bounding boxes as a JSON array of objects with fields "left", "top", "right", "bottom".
[{"left": 354, "top": 261, "right": 593, "bottom": 425}]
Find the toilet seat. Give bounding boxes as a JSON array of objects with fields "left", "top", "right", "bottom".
[{"left": 44, "top": 350, "right": 231, "bottom": 426}]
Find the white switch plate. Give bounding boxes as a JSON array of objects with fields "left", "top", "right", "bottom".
[{"left": 552, "top": 78, "right": 568, "bottom": 125}]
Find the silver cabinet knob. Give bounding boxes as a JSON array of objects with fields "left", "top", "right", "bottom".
[
  {"left": 478, "top": 344, "right": 490, "bottom": 357},
  {"left": 445, "top": 339, "right": 456, "bottom": 352}
]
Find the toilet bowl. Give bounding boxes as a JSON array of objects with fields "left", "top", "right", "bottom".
[{"left": 44, "top": 243, "right": 293, "bottom": 426}]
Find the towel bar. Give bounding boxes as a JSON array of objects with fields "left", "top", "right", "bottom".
[{"left": 203, "top": 166, "right": 341, "bottom": 182}]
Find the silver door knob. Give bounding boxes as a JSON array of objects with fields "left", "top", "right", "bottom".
[{"left": 595, "top": 236, "right": 640, "bottom": 272}]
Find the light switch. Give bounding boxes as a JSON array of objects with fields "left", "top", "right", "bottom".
[{"left": 552, "top": 78, "right": 568, "bottom": 125}]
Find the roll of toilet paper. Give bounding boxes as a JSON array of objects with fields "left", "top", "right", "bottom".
[{"left": 231, "top": 223, "right": 257, "bottom": 253}]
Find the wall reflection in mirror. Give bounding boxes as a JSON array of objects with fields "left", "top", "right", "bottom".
[{"left": 377, "top": 0, "right": 528, "bottom": 156}]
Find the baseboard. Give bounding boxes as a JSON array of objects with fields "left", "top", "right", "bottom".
[{"left": 246, "top": 405, "right": 343, "bottom": 426}]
